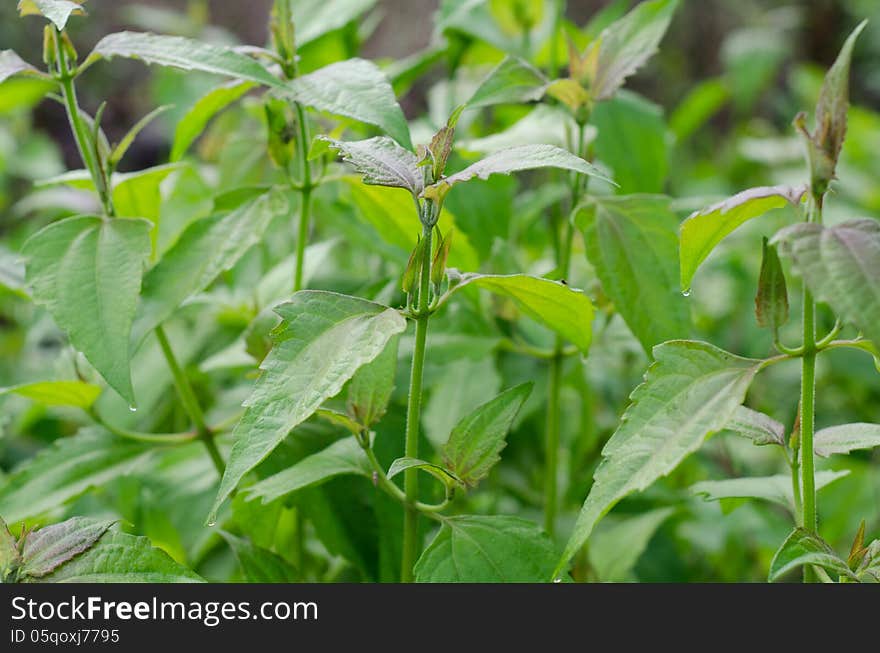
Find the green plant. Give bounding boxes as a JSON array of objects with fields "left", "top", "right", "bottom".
[
  {"left": 1, "top": 0, "right": 877, "bottom": 585},
  {"left": 556, "top": 19, "right": 880, "bottom": 583}
]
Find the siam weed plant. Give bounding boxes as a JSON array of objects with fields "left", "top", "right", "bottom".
[{"left": 555, "top": 19, "right": 880, "bottom": 583}]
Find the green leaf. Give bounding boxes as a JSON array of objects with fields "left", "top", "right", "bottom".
[
  {"left": 799, "top": 21, "right": 867, "bottom": 193},
  {"left": 773, "top": 219, "right": 880, "bottom": 350},
  {"left": 0, "top": 516, "right": 21, "bottom": 583},
  {"left": 276, "top": 58, "right": 411, "bottom": 150},
  {"left": 576, "top": 194, "right": 688, "bottom": 353},
  {"left": 35, "top": 531, "right": 203, "bottom": 582},
  {"left": 725, "top": 405, "right": 785, "bottom": 446},
  {"left": 442, "top": 383, "right": 532, "bottom": 487},
  {"left": 387, "top": 457, "right": 463, "bottom": 491},
  {"left": 451, "top": 274, "right": 594, "bottom": 353},
  {"left": 679, "top": 185, "right": 807, "bottom": 292},
  {"left": 110, "top": 105, "right": 174, "bottom": 168},
  {"left": 20, "top": 517, "right": 114, "bottom": 578},
  {"left": 582, "top": 0, "right": 678, "bottom": 101},
  {"left": 246, "top": 436, "right": 371, "bottom": 504},
  {"left": 292, "top": 0, "right": 378, "bottom": 47},
  {"left": 691, "top": 470, "right": 848, "bottom": 511},
  {"left": 589, "top": 507, "right": 674, "bottom": 582},
  {"left": 219, "top": 531, "right": 297, "bottom": 582},
  {"left": 591, "top": 91, "right": 668, "bottom": 194},
  {"left": 133, "top": 189, "right": 289, "bottom": 345},
  {"left": 89, "top": 32, "right": 281, "bottom": 88},
  {"left": 814, "top": 423, "right": 880, "bottom": 458},
  {"left": 755, "top": 237, "right": 789, "bottom": 330},
  {"left": 769, "top": 528, "right": 858, "bottom": 582},
  {"left": 348, "top": 334, "right": 399, "bottom": 427},
  {"left": 557, "top": 341, "right": 763, "bottom": 575},
  {"left": 23, "top": 216, "right": 152, "bottom": 403},
  {"left": 210, "top": 291, "right": 407, "bottom": 522},
  {"left": 0, "top": 380, "right": 101, "bottom": 408},
  {"left": 0, "top": 50, "right": 42, "bottom": 84},
  {"left": 423, "top": 144, "right": 611, "bottom": 202},
  {"left": 467, "top": 56, "right": 548, "bottom": 108},
  {"left": 323, "top": 136, "right": 423, "bottom": 196},
  {"left": 171, "top": 81, "right": 255, "bottom": 161},
  {"left": 0, "top": 430, "right": 152, "bottom": 524},
  {"left": 414, "top": 515, "right": 558, "bottom": 582},
  {"left": 17, "top": 0, "right": 86, "bottom": 31}
]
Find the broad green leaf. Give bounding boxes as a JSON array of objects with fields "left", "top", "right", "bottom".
[
  {"left": 89, "top": 32, "right": 281, "bottom": 87},
  {"left": 0, "top": 77, "right": 55, "bottom": 114},
  {"left": 691, "top": 470, "right": 848, "bottom": 511},
  {"left": 557, "top": 341, "right": 763, "bottom": 574},
  {"left": 171, "top": 81, "right": 255, "bottom": 161},
  {"left": 0, "top": 380, "right": 101, "bottom": 408},
  {"left": 442, "top": 383, "right": 532, "bottom": 487},
  {"left": 387, "top": 457, "right": 463, "bottom": 490},
  {"left": 276, "top": 58, "right": 411, "bottom": 149},
  {"left": 679, "top": 185, "right": 807, "bottom": 292},
  {"left": 348, "top": 334, "right": 399, "bottom": 427},
  {"left": 769, "top": 528, "right": 857, "bottom": 582},
  {"left": 0, "top": 246, "right": 28, "bottom": 298},
  {"left": 451, "top": 274, "right": 593, "bottom": 353},
  {"left": 423, "top": 144, "right": 611, "bottom": 202},
  {"left": 576, "top": 195, "right": 688, "bottom": 353},
  {"left": 0, "top": 517, "right": 18, "bottom": 582},
  {"left": 20, "top": 517, "right": 114, "bottom": 578},
  {"left": 455, "top": 274, "right": 593, "bottom": 353},
  {"left": 0, "top": 50, "right": 42, "bottom": 84},
  {"left": 467, "top": 56, "right": 548, "bottom": 108},
  {"left": 773, "top": 219, "right": 880, "bottom": 350},
  {"left": 669, "top": 77, "right": 730, "bottom": 141},
  {"left": 424, "top": 357, "right": 500, "bottom": 447},
  {"left": 23, "top": 215, "right": 152, "bottom": 403},
  {"left": 0, "top": 430, "right": 152, "bottom": 524},
  {"left": 589, "top": 508, "right": 674, "bottom": 582},
  {"left": 219, "top": 531, "right": 297, "bottom": 582},
  {"left": 35, "top": 531, "right": 203, "bottom": 582},
  {"left": 800, "top": 21, "right": 867, "bottom": 191},
  {"left": 591, "top": 91, "right": 668, "bottom": 194},
  {"left": 814, "top": 423, "right": 880, "bottom": 458},
  {"left": 755, "top": 237, "right": 789, "bottom": 330},
  {"left": 725, "top": 405, "right": 785, "bottom": 446},
  {"left": 323, "top": 136, "right": 423, "bottom": 196},
  {"left": 292, "top": 0, "right": 377, "bottom": 47},
  {"left": 581, "top": 0, "right": 678, "bottom": 101},
  {"left": 246, "top": 436, "right": 371, "bottom": 504},
  {"left": 133, "top": 189, "right": 288, "bottom": 345},
  {"left": 17, "top": 0, "right": 85, "bottom": 30},
  {"left": 209, "top": 291, "right": 406, "bottom": 521},
  {"left": 414, "top": 515, "right": 558, "bottom": 582}
]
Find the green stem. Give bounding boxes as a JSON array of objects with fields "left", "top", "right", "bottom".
[
  {"left": 790, "top": 439, "right": 802, "bottom": 527},
  {"left": 401, "top": 221, "right": 433, "bottom": 582},
  {"left": 87, "top": 408, "right": 197, "bottom": 445},
  {"left": 544, "top": 121, "right": 588, "bottom": 536},
  {"left": 155, "top": 325, "right": 225, "bottom": 477},
  {"left": 292, "top": 101, "right": 312, "bottom": 292}
]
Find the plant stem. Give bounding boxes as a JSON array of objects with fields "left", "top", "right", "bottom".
[
  {"left": 292, "top": 101, "right": 312, "bottom": 292},
  {"left": 155, "top": 325, "right": 225, "bottom": 477},
  {"left": 800, "top": 287, "right": 816, "bottom": 536},
  {"left": 544, "top": 121, "right": 587, "bottom": 535},
  {"left": 790, "top": 439, "right": 802, "bottom": 527},
  {"left": 401, "top": 221, "right": 433, "bottom": 582}
]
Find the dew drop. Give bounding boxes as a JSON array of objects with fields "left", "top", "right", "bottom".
[
  {"left": 553, "top": 577, "right": 562, "bottom": 584},
  {"left": 128, "top": 404, "right": 138, "bottom": 413},
  {"left": 682, "top": 288, "right": 692, "bottom": 298},
  {"left": 207, "top": 520, "right": 217, "bottom": 527}
]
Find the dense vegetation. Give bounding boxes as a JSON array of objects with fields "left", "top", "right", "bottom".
[{"left": 0, "top": 0, "right": 878, "bottom": 583}]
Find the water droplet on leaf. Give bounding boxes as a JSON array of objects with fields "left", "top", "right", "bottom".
[
  {"left": 128, "top": 404, "right": 138, "bottom": 412},
  {"left": 682, "top": 288, "right": 692, "bottom": 297}
]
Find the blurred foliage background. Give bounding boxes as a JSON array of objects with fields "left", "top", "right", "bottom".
[{"left": 1, "top": 0, "right": 878, "bottom": 582}]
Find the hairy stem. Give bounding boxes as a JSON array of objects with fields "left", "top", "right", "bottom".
[
  {"left": 155, "top": 325, "right": 225, "bottom": 477},
  {"left": 401, "top": 220, "right": 433, "bottom": 582},
  {"left": 293, "top": 101, "right": 313, "bottom": 292},
  {"left": 545, "top": 121, "right": 587, "bottom": 535}
]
